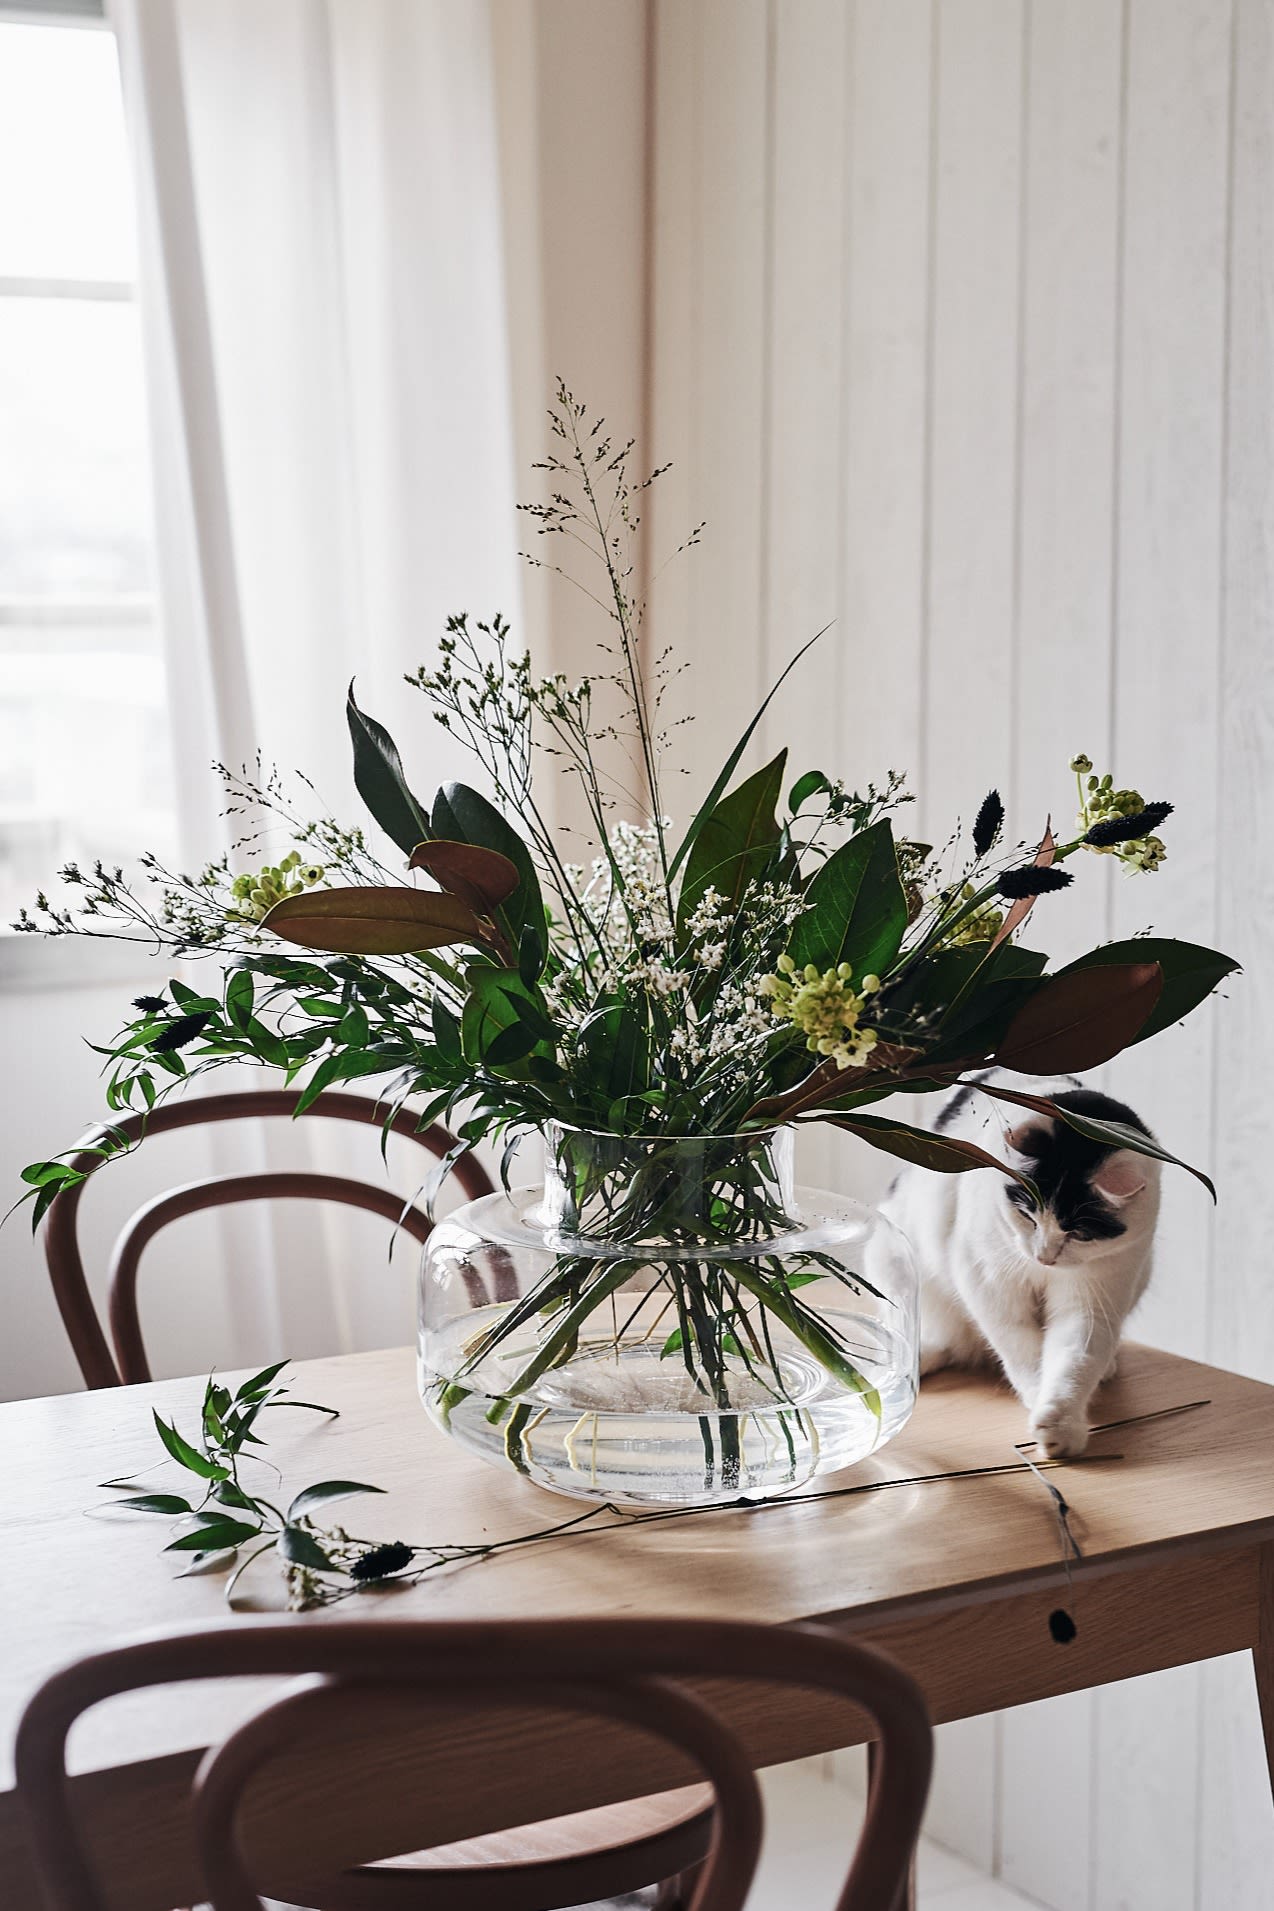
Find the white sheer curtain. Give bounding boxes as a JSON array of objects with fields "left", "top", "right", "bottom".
[{"left": 109, "top": 0, "right": 523, "bottom": 1358}]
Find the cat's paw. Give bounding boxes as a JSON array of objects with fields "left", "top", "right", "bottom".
[
  {"left": 1100, "top": 1351, "right": 1120, "bottom": 1385},
  {"left": 1029, "top": 1402, "right": 1089, "bottom": 1458},
  {"left": 919, "top": 1344, "right": 952, "bottom": 1378}
]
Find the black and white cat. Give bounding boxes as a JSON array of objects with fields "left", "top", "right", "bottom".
[{"left": 881, "top": 1070, "right": 1160, "bottom": 1457}]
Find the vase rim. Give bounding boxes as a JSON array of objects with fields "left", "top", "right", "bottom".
[{"left": 543, "top": 1120, "right": 791, "bottom": 1146}]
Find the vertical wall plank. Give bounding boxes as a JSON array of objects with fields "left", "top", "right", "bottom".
[
  {"left": 1107, "top": 0, "right": 1230, "bottom": 1359},
  {"left": 764, "top": 0, "right": 849, "bottom": 1195},
  {"left": 649, "top": 0, "right": 769, "bottom": 783},
  {"left": 834, "top": 0, "right": 935, "bottom": 1213},
  {"left": 1012, "top": 0, "right": 1121, "bottom": 966},
  {"left": 1095, "top": 4, "right": 1233, "bottom": 1908},
  {"left": 922, "top": 0, "right": 1024, "bottom": 851},
  {"left": 997, "top": 8, "right": 1122, "bottom": 1903},
  {"left": 840, "top": 0, "right": 933, "bottom": 791},
  {"left": 1200, "top": 0, "right": 1274, "bottom": 1902},
  {"left": 918, "top": 2, "right": 1025, "bottom": 1867}
]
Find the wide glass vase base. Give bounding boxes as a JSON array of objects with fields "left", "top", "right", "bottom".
[{"left": 418, "top": 1127, "right": 919, "bottom": 1509}]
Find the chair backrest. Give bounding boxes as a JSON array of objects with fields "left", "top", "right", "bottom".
[
  {"left": 43, "top": 1089, "right": 495, "bottom": 1388},
  {"left": 14, "top": 1615, "right": 932, "bottom": 1911}
]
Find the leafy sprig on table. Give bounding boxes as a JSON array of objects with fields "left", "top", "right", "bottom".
[{"left": 100, "top": 1362, "right": 411, "bottom": 1609}]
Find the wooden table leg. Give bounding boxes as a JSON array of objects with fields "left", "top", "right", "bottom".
[
  {"left": 1252, "top": 1544, "right": 1274, "bottom": 1808},
  {"left": 867, "top": 1738, "right": 917, "bottom": 1911}
]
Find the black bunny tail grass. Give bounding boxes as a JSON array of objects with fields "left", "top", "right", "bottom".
[
  {"left": 973, "top": 789, "right": 1005, "bottom": 858},
  {"left": 1084, "top": 801, "right": 1174, "bottom": 847},
  {"left": 997, "top": 864, "right": 1075, "bottom": 900}
]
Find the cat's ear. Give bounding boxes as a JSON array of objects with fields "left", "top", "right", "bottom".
[
  {"left": 1093, "top": 1151, "right": 1147, "bottom": 1204},
  {"left": 1005, "top": 1119, "right": 1052, "bottom": 1160}
]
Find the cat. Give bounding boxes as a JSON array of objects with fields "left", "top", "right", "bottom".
[{"left": 880, "top": 1070, "right": 1161, "bottom": 1457}]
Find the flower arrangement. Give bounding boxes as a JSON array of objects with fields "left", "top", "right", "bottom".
[{"left": 14, "top": 388, "right": 1236, "bottom": 1462}]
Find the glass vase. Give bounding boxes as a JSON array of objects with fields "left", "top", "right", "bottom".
[{"left": 417, "top": 1124, "right": 918, "bottom": 1507}]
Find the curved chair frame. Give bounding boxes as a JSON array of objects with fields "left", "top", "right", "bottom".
[
  {"left": 14, "top": 1615, "right": 933, "bottom": 1911},
  {"left": 43, "top": 1089, "right": 495, "bottom": 1388}
]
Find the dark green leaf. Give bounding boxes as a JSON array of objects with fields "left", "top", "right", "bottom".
[
  {"left": 970, "top": 1079, "right": 1217, "bottom": 1201},
  {"left": 114, "top": 1493, "right": 193, "bottom": 1515},
  {"left": 431, "top": 996, "right": 462, "bottom": 1061},
  {"left": 789, "top": 770, "right": 830, "bottom": 813},
  {"left": 518, "top": 924, "right": 544, "bottom": 987},
  {"left": 788, "top": 819, "right": 908, "bottom": 979},
  {"left": 337, "top": 1001, "right": 370, "bottom": 1047},
  {"left": 235, "top": 1359, "right": 289, "bottom": 1399},
  {"left": 484, "top": 1021, "right": 539, "bottom": 1066},
  {"left": 668, "top": 624, "right": 830, "bottom": 881},
  {"left": 165, "top": 1517, "right": 261, "bottom": 1553},
  {"left": 347, "top": 683, "right": 433, "bottom": 857},
  {"left": 278, "top": 1524, "right": 339, "bottom": 1572},
  {"left": 287, "top": 1479, "right": 386, "bottom": 1522},
  {"left": 827, "top": 1110, "right": 1040, "bottom": 1196},
  {"left": 678, "top": 748, "right": 787, "bottom": 927},
  {"left": 225, "top": 969, "right": 255, "bottom": 1031},
  {"left": 152, "top": 1411, "right": 229, "bottom": 1481},
  {"left": 431, "top": 781, "right": 544, "bottom": 954}
]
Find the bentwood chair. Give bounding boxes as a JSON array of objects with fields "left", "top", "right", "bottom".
[
  {"left": 42, "top": 1088, "right": 497, "bottom": 1390},
  {"left": 15, "top": 1616, "right": 933, "bottom": 1911}
]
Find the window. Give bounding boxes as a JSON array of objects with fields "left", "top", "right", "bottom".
[{"left": 0, "top": 9, "right": 176, "bottom": 930}]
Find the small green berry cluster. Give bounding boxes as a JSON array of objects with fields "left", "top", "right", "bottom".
[
  {"left": 1070, "top": 756, "right": 1167, "bottom": 873},
  {"left": 760, "top": 956, "right": 881, "bottom": 1069},
  {"left": 227, "top": 850, "right": 325, "bottom": 923}
]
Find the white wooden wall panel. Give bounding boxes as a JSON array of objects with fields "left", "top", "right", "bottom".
[
  {"left": 840, "top": 0, "right": 932, "bottom": 789},
  {"left": 922, "top": 0, "right": 1024, "bottom": 853},
  {"left": 645, "top": 1, "right": 1271, "bottom": 1903},
  {"left": 1093, "top": 11, "right": 1233, "bottom": 1897},
  {"left": 996, "top": 6, "right": 1122, "bottom": 1902},
  {"left": 1199, "top": 0, "right": 1274, "bottom": 1902},
  {"left": 762, "top": 0, "right": 850, "bottom": 1196}
]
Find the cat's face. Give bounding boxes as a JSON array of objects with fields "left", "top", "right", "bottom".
[{"left": 999, "top": 1118, "right": 1147, "bottom": 1268}]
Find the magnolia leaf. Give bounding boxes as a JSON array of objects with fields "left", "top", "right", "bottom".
[
  {"left": 669, "top": 624, "right": 831, "bottom": 881},
  {"left": 970, "top": 1079, "right": 1217, "bottom": 1201},
  {"left": 431, "top": 782, "right": 545, "bottom": 964},
  {"left": 262, "top": 886, "right": 494, "bottom": 957},
  {"left": 408, "top": 840, "right": 521, "bottom": 914},
  {"left": 1057, "top": 938, "right": 1239, "bottom": 1044},
  {"left": 745, "top": 1041, "right": 926, "bottom": 1126},
  {"left": 990, "top": 962, "right": 1162, "bottom": 1075},
  {"left": 826, "top": 1111, "right": 1040, "bottom": 1197},
  {"left": 678, "top": 750, "right": 787, "bottom": 927},
  {"left": 347, "top": 684, "right": 432, "bottom": 857},
  {"left": 990, "top": 824, "right": 1054, "bottom": 952},
  {"left": 788, "top": 819, "right": 909, "bottom": 979}
]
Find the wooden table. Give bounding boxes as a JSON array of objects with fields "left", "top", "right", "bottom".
[{"left": 3, "top": 1341, "right": 1273, "bottom": 1908}]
